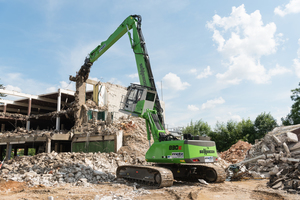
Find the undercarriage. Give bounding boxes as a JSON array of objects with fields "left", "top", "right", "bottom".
[{"left": 116, "top": 163, "right": 226, "bottom": 188}]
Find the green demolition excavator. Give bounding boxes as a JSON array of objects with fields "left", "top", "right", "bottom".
[{"left": 77, "top": 15, "right": 226, "bottom": 187}]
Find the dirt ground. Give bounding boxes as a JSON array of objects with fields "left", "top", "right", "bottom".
[{"left": 0, "top": 178, "right": 298, "bottom": 200}]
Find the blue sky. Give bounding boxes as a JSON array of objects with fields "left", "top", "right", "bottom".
[{"left": 1, "top": 0, "right": 300, "bottom": 129}]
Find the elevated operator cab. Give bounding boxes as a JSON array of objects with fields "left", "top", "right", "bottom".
[{"left": 120, "top": 83, "right": 157, "bottom": 117}]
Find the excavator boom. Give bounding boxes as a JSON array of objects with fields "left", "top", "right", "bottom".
[{"left": 77, "top": 15, "right": 164, "bottom": 127}]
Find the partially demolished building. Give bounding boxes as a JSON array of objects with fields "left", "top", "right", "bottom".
[{"left": 0, "top": 80, "right": 127, "bottom": 160}]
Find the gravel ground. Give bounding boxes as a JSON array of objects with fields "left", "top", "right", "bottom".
[{"left": 0, "top": 178, "right": 299, "bottom": 200}]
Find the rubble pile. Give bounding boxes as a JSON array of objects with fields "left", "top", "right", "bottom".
[
  {"left": 73, "top": 120, "right": 117, "bottom": 136},
  {"left": 72, "top": 116, "right": 147, "bottom": 140},
  {"left": 236, "top": 125, "right": 300, "bottom": 193},
  {"left": 219, "top": 140, "right": 252, "bottom": 164},
  {"left": 30, "top": 108, "right": 74, "bottom": 119},
  {"left": 0, "top": 112, "right": 27, "bottom": 120},
  {"left": 0, "top": 128, "right": 69, "bottom": 139},
  {"left": 0, "top": 151, "right": 145, "bottom": 187},
  {"left": 214, "top": 157, "right": 231, "bottom": 170},
  {"left": 117, "top": 116, "right": 151, "bottom": 158},
  {"left": 0, "top": 117, "right": 149, "bottom": 187}
]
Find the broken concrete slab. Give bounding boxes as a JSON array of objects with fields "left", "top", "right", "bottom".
[
  {"left": 283, "top": 142, "right": 290, "bottom": 154},
  {"left": 286, "top": 132, "right": 298, "bottom": 143},
  {"left": 289, "top": 142, "right": 300, "bottom": 152},
  {"left": 272, "top": 135, "right": 282, "bottom": 146}
]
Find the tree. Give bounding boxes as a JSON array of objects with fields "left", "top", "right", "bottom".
[
  {"left": 249, "top": 112, "right": 277, "bottom": 144},
  {"left": 282, "top": 82, "right": 300, "bottom": 125},
  {"left": 208, "top": 121, "right": 236, "bottom": 152},
  {"left": 209, "top": 119, "right": 256, "bottom": 151},
  {"left": 182, "top": 120, "right": 211, "bottom": 136},
  {"left": 0, "top": 79, "right": 6, "bottom": 99},
  {"left": 237, "top": 118, "right": 255, "bottom": 142},
  {"left": 182, "top": 115, "right": 272, "bottom": 151},
  {"left": 211, "top": 122, "right": 231, "bottom": 151}
]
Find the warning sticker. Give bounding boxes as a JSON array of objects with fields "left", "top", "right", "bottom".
[{"left": 172, "top": 152, "right": 184, "bottom": 158}]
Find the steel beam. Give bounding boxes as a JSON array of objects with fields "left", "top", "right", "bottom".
[
  {"left": 0, "top": 89, "right": 57, "bottom": 104},
  {"left": 56, "top": 89, "right": 61, "bottom": 131},
  {"left": 0, "top": 99, "right": 56, "bottom": 111}
]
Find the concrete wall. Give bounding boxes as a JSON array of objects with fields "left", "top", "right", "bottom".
[
  {"left": 115, "top": 130, "right": 123, "bottom": 152},
  {"left": 98, "top": 85, "right": 107, "bottom": 107},
  {"left": 104, "top": 82, "right": 127, "bottom": 120}
]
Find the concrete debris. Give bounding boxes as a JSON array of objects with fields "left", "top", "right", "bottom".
[
  {"left": 198, "top": 179, "right": 209, "bottom": 185},
  {"left": 0, "top": 128, "right": 68, "bottom": 139},
  {"left": 118, "top": 116, "right": 153, "bottom": 157},
  {"left": 214, "top": 157, "right": 231, "bottom": 170},
  {"left": 286, "top": 132, "right": 298, "bottom": 143},
  {"left": 0, "top": 112, "right": 27, "bottom": 120},
  {"left": 228, "top": 125, "right": 300, "bottom": 194},
  {"left": 0, "top": 108, "right": 74, "bottom": 121},
  {"left": 219, "top": 140, "right": 252, "bottom": 164},
  {"left": 0, "top": 116, "right": 149, "bottom": 187},
  {"left": 72, "top": 120, "right": 117, "bottom": 136},
  {"left": 30, "top": 108, "right": 74, "bottom": 119},
  {"left": 0, "top": 150, "right": 145, "bottom": 187},
  {"left": 272, "top": 135, "right": 282, "bottom": 146},
  {"left": 0, "top": 110, "right": 132, "bottom": 140},
  {"left": 0, "top": 115, "right": 230, "bottom": 189}
]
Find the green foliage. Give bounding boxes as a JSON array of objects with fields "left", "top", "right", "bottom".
[
  {"left": 282, "top": 82, "right": 300, "bottom": 125},
  {"left": 28, "top": 148, "right": 36, "bottom": 156},
  {"left": 249, "top": 112, "right": 277, "bottom": 144},
  {"left": 208, "top": 122, "right": 233, "bottom": 152},
  {"left": 182, "top": 119, "right": 211, "bottom": 136},
  {"left": 208, "top": 120, "right": 254, "bottom": 151},
  {"left": 17, "top": 148, "right": 36, "bottom": 156},
  {"left": 182, "top": 113, "right": 277, "bottom": 152},
  {"left": 236, "top": 119, "right": 254, "bottom": 141},
  {"left": 0, "top": 79, "right": 5, "bottom": 98},
  {"left": 2, "top": 148, "right": 36, "bottom": 160}
]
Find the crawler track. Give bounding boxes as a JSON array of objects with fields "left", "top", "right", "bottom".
[
  {"left": 188, "top": 163, "right": 227, "bottom": 183},
  {"left": 117, "top": 163, "right": 226, "bottom": 188},
  {"left": 116, "top": 165, "right": 174, "bottom": 188},
  {"left": 155, "top": 163, "right": 226, "bottom": 183}
]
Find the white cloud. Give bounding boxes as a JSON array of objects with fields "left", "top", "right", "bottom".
[
  {"left": 293, "top": 59, "right": 300, "bottom": 78},
  {"left": 207, "top": 4, "right": 283, "bottom": 85},
  {"left": 45, "top": 81, "right": 75, "bottom": 93},
  {"left": 60, "top": 81, "right": 75, "bottom": 91},
  {"left": 5, "top": 85, "right": 22, "bottom": 92},
  {"left": 274, "top": 0, "right": 300, "bottom": 17},
  {"left": 201, "top": 97, "right": 225, "bottom": 110},
  {"left": 128, "top": 73, "right": 138, "bottom": 78},
  {"left": 189, "top": 69, "right": 197, "bottom": 74},
  {"left": 228, "top": 112, "right": 242, "bottom": 122},
  {"left": 162, "top": 73, "right": 190, "bottom": 90},
  {"left": 1, "top": 73, "right": 55, "bottom": 95},
  {"left": 196, "top": 66, "right": 213, "bottom": 79},
  {"left": 46, "top": 86, "right": 57, "bottom": 93},
  {"left": 293, "top": 38, "right": 300, "bottom": 78},
  {"left": 108, "top": 78, "right": 123, "bottom": 86},
  {"left": 268, "top": 64, "right": 291, "bottom": 76},
  {"left": 231, "top": 115, "right": 242, "bottom": 122},
  {"left": 297, "top": 38, "right": 300, "bottom": 58},
  {"left": 187, "top": 105, "right": 199, "bottom": 111}
]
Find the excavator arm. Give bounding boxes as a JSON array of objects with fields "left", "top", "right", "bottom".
[
  {"left": 76, "top": 15, "right": 164, "bottom": 133},
  {"left": 80, "top": 15, "right": 155, "bottom": 88}
]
